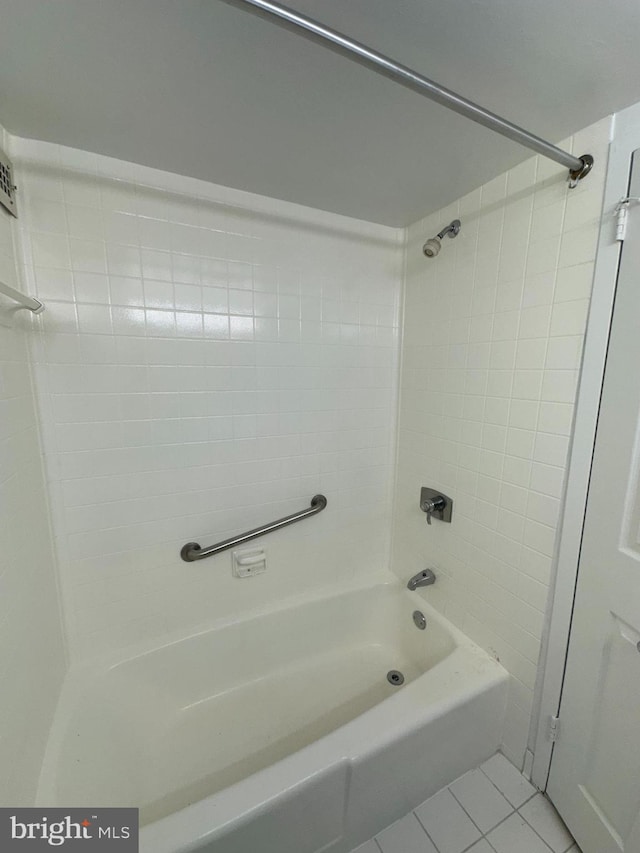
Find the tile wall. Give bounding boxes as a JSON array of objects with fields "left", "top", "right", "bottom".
[
  {"left": 0, "top": 125, "right": 66, "bottom": 803},
  {"left": 10, "top": 137, "right": 403, "bottom": 662},
  {"left": 3, "top": 112, "right": 613, "bottom": 782},
  {"left": 391, "top": 117, "right": 611, "bottom": 765}
]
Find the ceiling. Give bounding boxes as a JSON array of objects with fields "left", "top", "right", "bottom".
[{"left": 0, "top": 0, "right": 638, "bottom": 226}]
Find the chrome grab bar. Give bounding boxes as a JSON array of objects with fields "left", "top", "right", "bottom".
[{"left": 180, "top": 494, "right": 328, "bottom": 562}]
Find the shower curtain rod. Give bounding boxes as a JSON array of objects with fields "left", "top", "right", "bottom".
[{"left": 222, "top": 0, "right": 594, "bottom": 185}]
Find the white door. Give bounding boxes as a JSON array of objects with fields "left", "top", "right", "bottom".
[{"left": 547, "top": 153, "right": 640, "bottom": 852}]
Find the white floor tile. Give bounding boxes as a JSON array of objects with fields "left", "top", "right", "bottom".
[
  {"left": 415, "top": 789, "right": 482, "bottom": 853},
  {"left": 466, "top": 842, "right": 495, "bottom": 853},
  {"left": 349, "top": 755, "right": 577, "bottom": 853},
  {"left": 519, "top": 794, "right": 575, "bottom": 853},
  {"left": 376, "top": 813, "right": 437, "bottom": 853},
  {"left": 350, "top": 841, "right": 381, "bottom": 853},
  {"left": 480, "top": 752, "right": 537, "bottom": 808},
  {"left": 487, "top": 813, "right": 553, "bottom": 853},
  {"left": 449, "top": 768, "right": 513, "bottom": 833}
]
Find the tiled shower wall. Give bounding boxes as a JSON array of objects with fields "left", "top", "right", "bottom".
[
  {"left": 10, "top": 136, "right": 403, "bottom": 662},
  {"left": 0, "top": 126, "right": 66, "bottom": 803},
  {"left": 391, "top": 117, "right": 611, "bottom": 766}
]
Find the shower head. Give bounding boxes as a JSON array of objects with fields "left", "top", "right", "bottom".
[
  {"left": 423, "top": 238, "right": 441, "bottom": 258},
  {"left": 423, "top": 219, "right": 461, "bottom": 258}
]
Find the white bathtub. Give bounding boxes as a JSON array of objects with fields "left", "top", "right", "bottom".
[{"left": 37, "top": 580, "right": 508, "bottom": 853}]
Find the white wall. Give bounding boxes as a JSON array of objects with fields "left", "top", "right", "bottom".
[
  {"left": 11, "top": 137, "right": 403, "bottom": 663},
  {"left": 0, "top": 126, "right": 66, "bottom": 804},
  {"left": 391, "top": 117, "right": 611, "bottom": 766}
]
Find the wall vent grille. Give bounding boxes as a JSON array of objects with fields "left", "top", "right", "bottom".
[{"left": 0, "top": 147, "right": 17, "bottom": 218}]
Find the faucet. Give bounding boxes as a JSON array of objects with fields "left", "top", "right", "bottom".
[{"left": 407, "top": 568, "right": 436, "bottom": 590}]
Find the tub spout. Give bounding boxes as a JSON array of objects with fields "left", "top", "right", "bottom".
[{"left": 407, "top": 568, "right": 436, "bottom": 590}]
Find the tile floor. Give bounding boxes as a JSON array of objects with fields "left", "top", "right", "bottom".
[{"left": 351, "top": 754, "right": 581, "bottom": 853}]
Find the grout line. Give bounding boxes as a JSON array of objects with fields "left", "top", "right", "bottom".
[
  {"left": 478, "top": 762, "right": 538, "bottom": 809},
  {"left": 412, "top": 807, "right": 445, "bottom": 853},
  {"left": 513, "top": 812, "right": 556, "bottom": 853},
  {"left": 516, "top": 789, "right": 539, "bottom": 808},
  {"left": 516, "top": 794, "right": 573, "bottom": 853},
  {"left": 361, "top": 759, "right": 577, "bottom": 853},
  {"left": 448, "top": 782, "right": 514, "bottom": 835},
  {"left": 478, "top": 809, "right": 520, "bottom": 842},
  {"left": 459, "top": 833, "right": 492, "bottom": 853}
]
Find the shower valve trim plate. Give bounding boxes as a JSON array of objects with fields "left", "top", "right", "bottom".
[{"left": 420, "top": 487, "right": 453, "bottom": 525}]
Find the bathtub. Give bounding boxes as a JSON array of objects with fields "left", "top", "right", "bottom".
[{"left": 37, "top": 580, "right": 508, "bottom": 853}]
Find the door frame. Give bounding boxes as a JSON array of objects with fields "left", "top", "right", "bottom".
[{"left": 531, "top": 101, "right": 640, "bottom": 789}]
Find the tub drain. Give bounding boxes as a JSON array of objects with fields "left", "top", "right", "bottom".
[{"left": 387, "top": 669, "right": 405, "bottom": 686}]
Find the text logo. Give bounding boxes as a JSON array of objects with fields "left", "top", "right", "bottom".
[{"left": 1, "top": 809, "right": 138, "bottom": 850}]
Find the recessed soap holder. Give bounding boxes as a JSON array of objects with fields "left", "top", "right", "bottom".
[
  {"left": 232, "top": 548, "right": 267, "bottom": 578},
  {"left": 420, "top": 487, "right": 453, "bottom": 525}
]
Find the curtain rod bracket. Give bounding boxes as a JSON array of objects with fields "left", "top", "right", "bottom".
[{"left": 568, "top": 154, "right": 594, "bottom": 189}]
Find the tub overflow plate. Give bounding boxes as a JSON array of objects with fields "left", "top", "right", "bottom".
[
  {"left": 413, "top": 610, "right": 427, "bottom": 630},
  {"left": 387, "top": 670, "right": 405, "bottom": 686}
]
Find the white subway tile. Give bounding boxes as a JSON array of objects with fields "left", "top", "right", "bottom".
[
  {"left": 500, "top": 482, "right": 529, "bottom": 515},
  {"left": 540, "top": 370, "right": 578, "bottom": 404},
  {"left": 550, "top": 299, "right": 589, "bottom": 337},
  {"left": 69, "top": 237, "right": 108, "bottom": 274},
  {"left": 516, "top": 339, "right": 547, "bottom": 370},
  {"left": 545, "top": 336, "right": 583, "bottom": 370},
  {"left": 526, "top": 491, "right": 560, "bottom": 528},
  {"left": 74, "top": 271, "right": 110, "bottom": 304},
  {"left": 34, "top": 267, "right": 75, "bottom": 301},
  {"left": 519, "top": 304, "right": 551, "bottom": 339},
  {"left": 533, "top": 432, "right": 569, "bottom": 467},
  {"left": 523, "top": 519, "right": 556, "bottom": 558},
  {"left": 490, "top": 340, "right": 517, "bottom": 370},
  {"left": 31, "top": 230, "right": 72, "bottom": 269},
  {"left": 512, "top": 370, "right": 543, "bottom": 401},
  {"left": 554, "top": 262, "right": 594, "bottom": 303},
  {"left": 529, "top": 462, "right": 564, "bottom": 498},
  {"left": 508, "top": 399, "right": 539, "bottom": 431},
  {"left": 559, "top": 224, "right": 599, "bottom": 268},
  {"left": 537, "top": 402, "right": 574, "bottom": 435}
]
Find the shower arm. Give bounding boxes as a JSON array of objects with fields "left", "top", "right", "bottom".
[
  {"left": 437, "top": 221, "right": 461, "bottom": 240},
  {"left": 221, "top": 0, "right": 593, "bottom": 186}
]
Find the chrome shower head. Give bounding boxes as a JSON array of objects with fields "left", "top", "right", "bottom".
[{"left": 423, "top": 219, "right": 461, "bottom": 258}]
